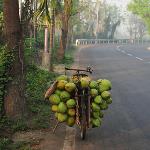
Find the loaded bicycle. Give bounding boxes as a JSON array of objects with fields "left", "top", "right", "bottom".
[
  {"left": 65, "top": 67, "right": 93, "bottom": 139},
  {"left": 45, "top": 66, "right": 112, "bottom": 140}
]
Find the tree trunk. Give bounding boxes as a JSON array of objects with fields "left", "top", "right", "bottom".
[
  {"left": 33, "top": 0, "right": 37, "bottom": 48},
  {"left": 57, "top": 0, "right": 72, "bottom": 61},
  {"left": 44, "top": 27, "right": 49, "bottom": 53},
  {"left": 19, "top": 0, "right": 22, "bottom": 20},
  {"left": 42, "top": 26, "right": 50, "bottom": 71},
  {"left": 33, "top": 0, "right": 39, "bottom": 62},
  {"left": 57, "top": 15, "right": 69, "bottom": 60},
  {"left": 110, "top": 20, "right": 120, "bottom": 39},
  {"left": 3, "top": 0, "right": 26, "bottom": 119},
  {"left": 49, "top": 9, "right": 55, "bottom": 71},
  {"left": 58, "top": 26, "right": 68, "bottom": 60},
  {"left": 66, "top": 21, "right": 72, "bottom": 50}
]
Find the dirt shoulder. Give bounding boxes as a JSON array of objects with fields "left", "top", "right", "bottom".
[{"left": 12, "top": 124, "right": 66, "bottom": 150}]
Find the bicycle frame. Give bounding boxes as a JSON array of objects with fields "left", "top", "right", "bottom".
[{"left": 65, "top": 67, "right": 93, "bottom": 139}]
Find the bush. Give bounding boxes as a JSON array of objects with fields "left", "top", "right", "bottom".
[
  {"left": 25, "top": 65, "right": 57, "bottom": 128},
  {"left": 11, "top": 119, "right": 28, "bottom": 132},
  {"left": 0, "top": 138, "right": 30, "bottom": 150},
  {"left": 0, "top": 46, "right": 14, "bottom": 117},
  {"left": 0, "top": 138, "right": 11, "bottom": 150},
  {"left": 26, "top": 65, "right": 57, "bottom": 103},
  {"left": 24, "top": 38, "right": 35, "bottom": 64}
]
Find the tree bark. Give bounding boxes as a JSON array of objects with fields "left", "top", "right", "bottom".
[
  {"left": 49, "top": 9, "right": 55, "bottom": 71},
  {"left": 33, "top": 0, "right": 37, "bottom": 42},
  {"left": 33, "top": 0, "right": 38, "bottom": 65},
  {"left": 66, "top": 20, "right": 72, "bottom": 50},
  {"left": 58, "top": 26, "right": 68, "bottom": 60},
  {"left": 3, "top": 0, "right": 26, "bottom": 119},
  {"left": 109, "top": 20, "right": 120, "bottom": 39},
  {"left": 42, "top": 26, "right": 50, "bottom": 71},
  {"left": 57, "top": 0, "right": 72, "bottom": 61},
  {"left": 50, "top": 9, "right": 55, "bottom": 51},
  {"left": 44, "top": 26, "right": 49, "bottom": 53}
]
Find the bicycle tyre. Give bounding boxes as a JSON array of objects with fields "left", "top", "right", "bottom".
[
  {"left": 80, "top": 109, "right": 86, "bottom": 140},
  {"left": 80, "top": 90, "right": 87, "bottom": 140}
]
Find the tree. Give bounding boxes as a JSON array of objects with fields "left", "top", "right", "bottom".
[
  {"left": 21, "top": 0, "right": 34, "bottom": 37},
  {"left": 128, "top": 0, "right": 150, "bottom": 33},
  {"left": 101, "top": 5, "right": 121, "bottom": 39},
  {"left": 0, "top": 0, "right": 4, "bottom": 44},
  {"left": 36, "top": 0, "right": 51, "bottom": 70},
  {"left": 3, "top": 0, "right": 26, "bottom": 119},
  {"left": 73, "top": 1, "right": 121, "bottom": 39},
  {"left": 127, "top": 14, "right": 146, "bottom": 40},
  {"left": 49, "top": 0, "right": 61, "bottom": 69},
  {"left": 57, "top": 0, "right": 73, "bottom": 60},
  {"left": 36, "top": 0, "right": 59, "bottom": 70}
]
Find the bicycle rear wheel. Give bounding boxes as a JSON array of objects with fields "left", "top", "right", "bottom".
[
  {"left": 80, "top": 89, "right": 88, "bottom": 140},
  {"left": 80, "top": 105, "right": 86, "bottom": 140}
]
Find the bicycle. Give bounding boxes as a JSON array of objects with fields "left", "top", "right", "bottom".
[{"left": 65, "top": 67, "right": 93, "bottom": 140}]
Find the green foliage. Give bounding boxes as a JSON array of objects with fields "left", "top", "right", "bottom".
[
  {"left": 0, "top": 57, "right": 58, "bottom": 132},
  {"left": 0, "top": 138, "right": 30, "bottom": 150},
  {"left": 0, "top": 138, "right": 11, "bottom": 150},
  {"left": 0, "top": 0, "right": 4, "bottom": 44},
  {"left": 26, "top": 65, "right": 57, "bottom": 103},
  {"left": 0, "top": 12, "right": 3, "bottom": 29},
  {"left": 62, "top": 46, "right": 76, "bottom": 66},
  {"left": 8, "top": 141, "right": 31, "bottom": 150},
  {"left": 0, "top": 116, "right": 12, "bottom": 129},
  {"left": 37, "top": 29, "right": 45, "bottom": 48},
  {"left": 62, "top": 54, "right": 74, "bottom": 66},
  {"left": 11, "top": 119, "right": 28, "bottom": 132},
  {"left": 31, "top": 106, "right": 50, "bottom": 129},
  {"left": 0, "top": 0, "right": 3, "bottom": 11},
  {"left": 24, "top": 38, "right": 36, "bottom": 64},
  {"left": 0, "top": 12, "right": 4, "bottom": 44},
  {"left": 24, "top": 31, "right": 45, "bottom": 63},
  {"left": 0, "top": 46, "right": 14, "bottom": 116},
  {"left": 0, "top": 116, "right": 28, "bottom": 133},
  {"left": 52, "top": 45, "right": 76, "bottom": 66},
  {"left": 0, "top": 60, "right": 57, "bottom": 131},
  {"left": 0, "top": 118, "right": 29, "bottom": 149},
  {"left": 128, "top": 0, "right": 150, "bottom": 33},
  {"left": 26, "top": 65, "right": 57, "bottom": 128},
  {"left": 35, "top": 0, "right": 51, "bottom": 24}
]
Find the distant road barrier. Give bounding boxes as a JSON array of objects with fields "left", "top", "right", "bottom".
[{"left": 76, "top": 39, "right": 150, "bottom": 46}]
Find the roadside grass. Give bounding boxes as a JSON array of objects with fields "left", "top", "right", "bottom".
[
  {"left": 0, "top": 138, "right": 31, "bottom": 150},
  {"left": 62, "top": 45, "right": 76, "bottom": 67}
]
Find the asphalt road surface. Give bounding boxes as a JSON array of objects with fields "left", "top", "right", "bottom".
[{"left": 73, "top": 44, "right": 150, "bottom": 150}]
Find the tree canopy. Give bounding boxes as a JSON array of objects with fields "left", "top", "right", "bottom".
[{"left": 128, "top": 0, "right": 150, "bottom": 33}]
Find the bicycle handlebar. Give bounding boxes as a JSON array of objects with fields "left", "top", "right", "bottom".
[{"left": 65, "top": 67, "right": 93, "bottom": 74}]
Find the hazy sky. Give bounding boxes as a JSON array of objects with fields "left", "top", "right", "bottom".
[{"left": 106, "top": 0, "right": 131, "bottom": 9}]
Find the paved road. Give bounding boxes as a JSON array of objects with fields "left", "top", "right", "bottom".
[{"left": 74, "top": 44, "right": 150, "bottom": 150}]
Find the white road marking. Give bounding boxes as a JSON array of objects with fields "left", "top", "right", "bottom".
[
  {"left": 117, "top": 46, "right": 120, "bottom": 48},
  {"left": 63, "top": 126, "right": 76, "bottom": 150},
  {"left": 135, "top": 57, "right": 143, "bottom": 61},
  {"left": 121, "top": 50, "right": 126, "bottom": 53},
  {"left": 116, "top": 46, "right": 145, "bottom": 62},
  {"left": 116, "top": 46, "right": 120, "bottom": 51},
  {"left": 127, "top": 53, "right": 133, "bottom": 56}
]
